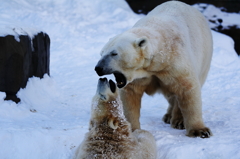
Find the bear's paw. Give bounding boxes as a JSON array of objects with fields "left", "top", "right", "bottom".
[
  {"left": 187, "top": 127, "right": 213, "bottom": 138},
  {"left": 171, "top": 118, "right": 185, "bottom": 130},
  {"left": 162, "top": 114, "right": 171, "bottom": 124}
]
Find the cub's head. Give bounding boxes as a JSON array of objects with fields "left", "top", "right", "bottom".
[
  {"left": 91, "top": 78, "right": 124, "bottom": 130},
  {"left": 95, "top": 31, "right": 152, "bottom": 88}
]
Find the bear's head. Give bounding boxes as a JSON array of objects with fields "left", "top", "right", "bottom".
[
  {"left": 90, "top": 78, "right": 125, "bottom": 130},
  {"left": 95, "top": 31, "right": 152, "bottom": 88}
]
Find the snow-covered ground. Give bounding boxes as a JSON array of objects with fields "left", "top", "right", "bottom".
[{"left": 0, "top": 0, "right": 240, "bottom": 158}]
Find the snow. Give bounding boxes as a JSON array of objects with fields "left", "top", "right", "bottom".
[
  {"left": 0, "top": 0, "right": 240, "bottom": 158},
  {"left": 193, "top": 3, "right": 240, "bottom": 29}
]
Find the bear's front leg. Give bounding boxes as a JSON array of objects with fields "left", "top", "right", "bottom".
[
  {"left": 177, "top": 84, "right": 212, "bottom": 138},
  {"left": 120, "top": 84, "right": 144, "bottom": 131}
]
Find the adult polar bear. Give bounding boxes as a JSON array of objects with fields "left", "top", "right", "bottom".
[{"left": 95, "top": 1, "right": 213, "bottom": 138}]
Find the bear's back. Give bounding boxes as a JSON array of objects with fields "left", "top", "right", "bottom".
[{"left": 148, "top": 1, "right": 198, "bottom": 17}]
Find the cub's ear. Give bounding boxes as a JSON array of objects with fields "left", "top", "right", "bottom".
[
  {"left": 135, "top": 37, "right": 147, "bottom": 49},
  {"left": 108, "top": 118, "right": 119, "bottom": 130}
]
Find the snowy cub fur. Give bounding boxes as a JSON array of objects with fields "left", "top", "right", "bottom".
[{"left": 74, "top": 78, "right": 157, "bottom": 159}]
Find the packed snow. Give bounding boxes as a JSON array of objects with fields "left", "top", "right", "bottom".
[{"left": 0, "top": 0, "right": 240, "bottom": 159}]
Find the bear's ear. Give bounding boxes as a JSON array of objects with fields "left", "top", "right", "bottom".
[{"left": 135, "top": 37, "right": 147, "bottom": 49}]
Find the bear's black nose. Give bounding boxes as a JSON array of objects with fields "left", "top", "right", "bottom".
[{"left": 95, "top": 66, "right": 103, "bottom": 76}]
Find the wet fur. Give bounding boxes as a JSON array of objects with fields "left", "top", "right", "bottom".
[{"left": 74, "top": 82, "right": 157, "bottom": 159}]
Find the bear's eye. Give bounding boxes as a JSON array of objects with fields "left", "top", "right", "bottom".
[{"left": 111, "top": 51, "right": 118, "bottom": 56}]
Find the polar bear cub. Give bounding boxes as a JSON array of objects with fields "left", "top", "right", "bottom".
[{"left": 74, "top": 78, "right": 157, "bottom": 159}]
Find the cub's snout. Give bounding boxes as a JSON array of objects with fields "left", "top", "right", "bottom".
[{"left": 96, "top": 78, "right": 117, "bottom": 102}]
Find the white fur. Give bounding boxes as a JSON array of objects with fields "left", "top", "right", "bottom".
[
  {"left": 74, "top": 80, "right": 157, "bottom": 158},
  {"left": 96, "top": 1, "right": 213, "bottom": 137}
]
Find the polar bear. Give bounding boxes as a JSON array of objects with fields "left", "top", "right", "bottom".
[
  {"left": 95, "top": 1, "right": 213, "bottom": 138},
  {"left": 74, "top": 78, "right": 157, "bottom": 159}
]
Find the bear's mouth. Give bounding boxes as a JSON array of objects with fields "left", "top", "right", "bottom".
[{"left": 113, "top": 72, "right": 127, "bottom": 88}]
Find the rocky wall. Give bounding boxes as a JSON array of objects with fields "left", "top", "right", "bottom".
[{"left": 0, "top": 32, "right": 50, "bottom": 103}]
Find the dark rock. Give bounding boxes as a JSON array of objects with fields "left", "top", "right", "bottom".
[
  {"left": 217, "top": 19, "right": 223, "bottom": 24},
  {"left": 215, "top": 26, "right": 240, "bottom": 56},
  {"left": 209, "top": 19, "right": 216, "bottom": 24},
  {"left": 216, "top": 25, "right": 223, "bottom": 31},
  {"left": 0, "top": 32, "right": 50, "bottom": 103},
  {"left": 4, "top": 92, "right": 20, "bottom": 104},
  {"left": 32, "top": 32, "right": 50, "bottom": 78}
]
